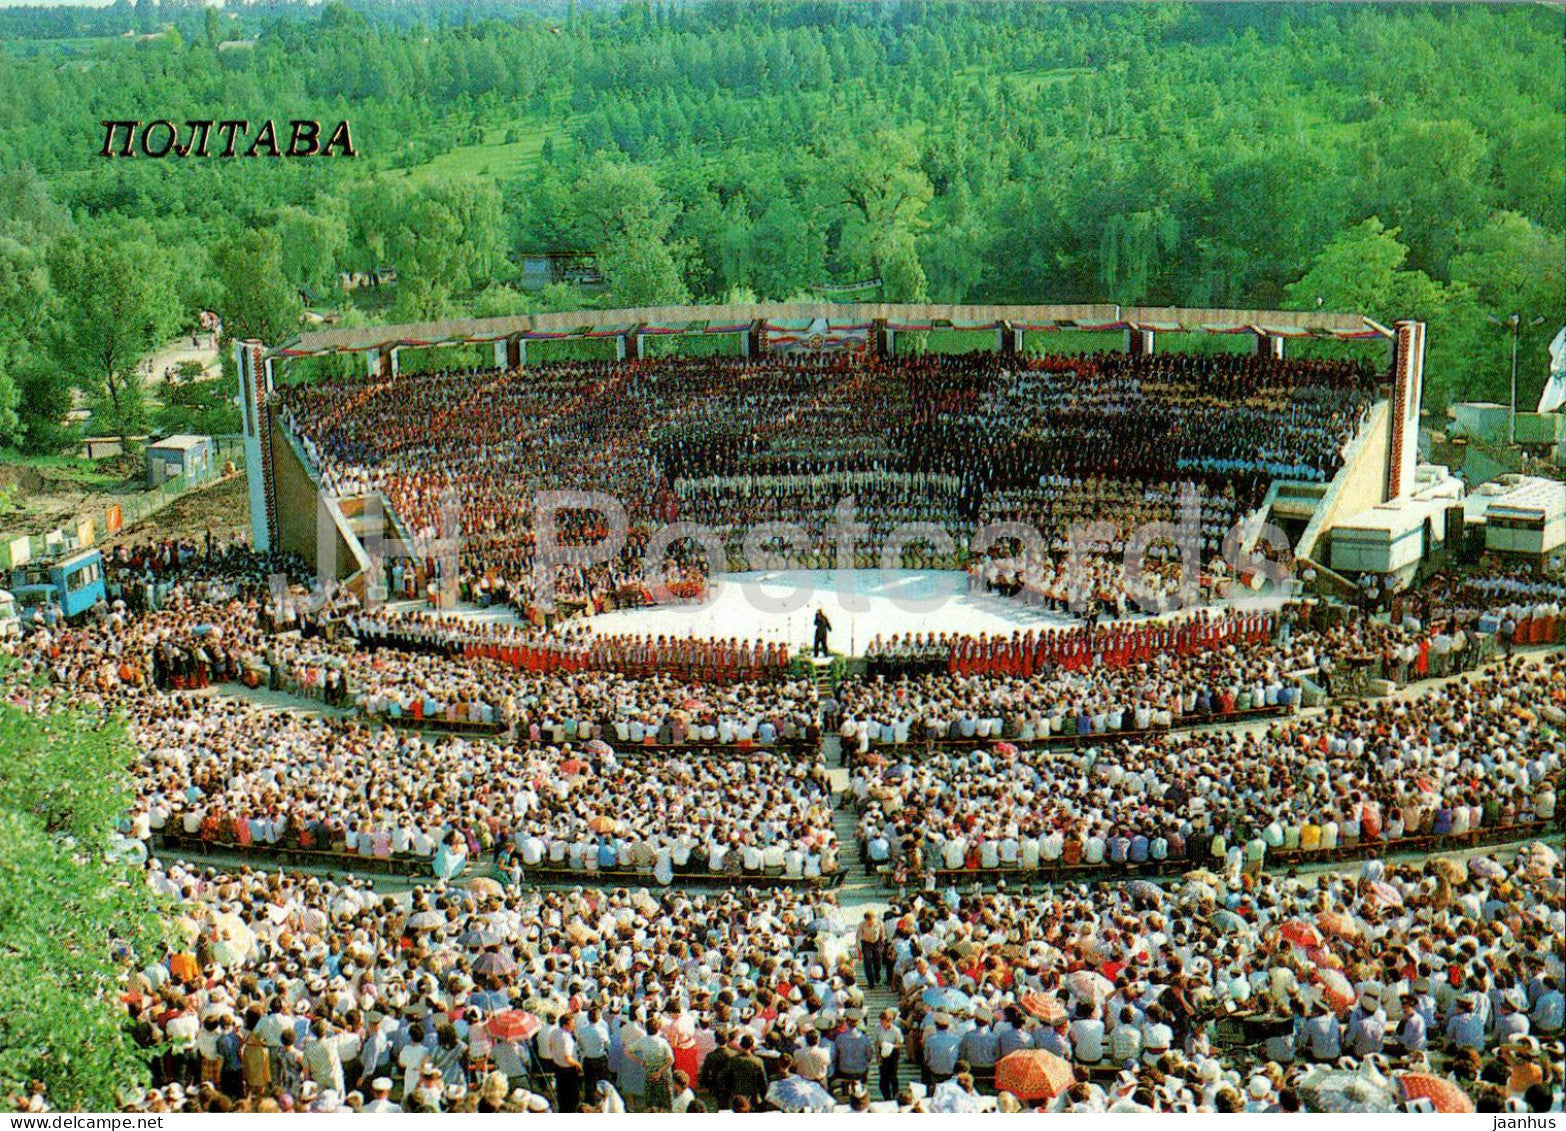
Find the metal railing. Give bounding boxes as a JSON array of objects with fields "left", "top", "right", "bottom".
[{"left": 105, "top": 450, "right": 246, "bottom": 538}]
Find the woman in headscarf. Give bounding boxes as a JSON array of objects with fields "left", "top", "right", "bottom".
[{"left": 596, "top": 1079, "right": 627, "bottom": 1113}]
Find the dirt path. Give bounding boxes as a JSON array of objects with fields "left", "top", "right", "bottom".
[{"left": 138, "top": 333, "right": 222, "bottom": 387}]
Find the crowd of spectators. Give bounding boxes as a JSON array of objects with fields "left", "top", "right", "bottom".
[
  {"left": 122, "top": 696, "right": 837, "bottom": 883},
  {"left": 849, "top": 652, "right": 1562, "bottom": 884},
  {"left": 112, "top": 839, "right": 1561, "bottom": 1113}
]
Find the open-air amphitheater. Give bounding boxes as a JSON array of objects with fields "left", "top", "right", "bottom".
[
  {"left": 32, "top": 301, "right": 1560, "bottom": 1114},
  {"left": 238, "top": 302, "right": 1427, "bottom": 602}
]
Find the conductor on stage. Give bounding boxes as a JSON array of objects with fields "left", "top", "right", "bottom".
[{"left": 813, "top": 608, "right": 833, "bottom": 657}]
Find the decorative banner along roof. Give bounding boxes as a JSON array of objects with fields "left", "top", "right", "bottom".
[{"left": 265, "top": 302, "right": 1391, "bottom": 360}]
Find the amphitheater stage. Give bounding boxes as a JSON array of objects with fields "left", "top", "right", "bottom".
[{"left": 584, "top": 569, "right": 1091, "bottom": 651}]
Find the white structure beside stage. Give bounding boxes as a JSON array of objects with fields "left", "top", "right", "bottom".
[
  {"left": 1329, "top": 466, "right": 1465, "bottom": 583},
  {"left": 1474, "top": 475, "right": 1566, "bottom": 561}
]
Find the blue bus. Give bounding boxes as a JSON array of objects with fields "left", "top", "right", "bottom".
[{"left": 10, "top": 548, "right": 107, "bottom": 621}]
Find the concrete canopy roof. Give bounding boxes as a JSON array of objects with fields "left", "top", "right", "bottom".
[{"left": 265, "top": 301, "right": 1390, "bottom": 359}]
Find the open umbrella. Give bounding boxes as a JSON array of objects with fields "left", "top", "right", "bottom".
[
  {"left": 589, "top": 815, "right": 618, "bottom": 834},
  {"left": 1366, "top": 881, "right": 1404, "bottom": 909},
  {"left": 584, "top": 739, "right": 613, "bottom": 759},
  {"left": 1065, "top": 969, "right": 1113, "bottom": 1005},
  {"left": 921, "top": 986, "right": 971, "bottom": 1012},
  {"left": 1396, "top": 1072, "right": 1474, "bottom": 1114},
  {"left": 992, "top": 741, "right": 1018, "bottom": 757},
  {"left": 473, "top": 951, "right": 517, "bottom": 976},
  {"left": 1128, "top": 880, "right": 1163, "bottom": 905},
  {"left": 1017, "top": 993, "right": 1067, "bottom": 1025},
  {"left": 1281, "top": 920, "right": 1324, "bottom": 949},
  {"left": 459, "top": 928, "right": 505, "bottom": 947},
  {"left": 468, "top": 876, "right": 503, "bottom": 897},
  {"left": 1315, "top": 968, "right": 1357, "bottom": 1014},
  {"left": 407, "top": 910, "right": 445, "bottom": 931},
  {"left": 485, "top": 1010, "right": 540, "bottom": 1042},
  {"left": 1316, "top": 910, "right": 1359, "bottom": 940},
  {"left": 1520, "top": 840, "right": 1559, "bottom": 878},
  {"left": 1299, "top": 1067, "right": 1397, "bottom": 1113},
  {"left": 1211, "top": 908, "right": 1248, "bottom": 934},
  {"left": 559, "top": 758, "right": 586, "bottom": 777},
  {"left": 995, "top": 1049, "right": 1073, "bottom": 1102},
  {"left": 766, "top": 1075, "right": 835, "bottom": 1113}
]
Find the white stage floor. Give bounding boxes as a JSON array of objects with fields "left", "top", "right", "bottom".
[
  {"left": 583, "top": 569, "right": 1083, "bottom": 651},
  {"left": 409, "top": 568, "right": 1282, "bottom": 651}
]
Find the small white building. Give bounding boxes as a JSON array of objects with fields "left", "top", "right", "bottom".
[
  {"left": 146, "top": 434, "right": 213, "bottom": 487},
  {"left": 1478, "top": 475, "right": 1566, "bottom": 560}
]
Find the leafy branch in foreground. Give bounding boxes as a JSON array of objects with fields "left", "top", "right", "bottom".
[{"left": 0, "top": 700, "right": 168, "bottom": 1111}]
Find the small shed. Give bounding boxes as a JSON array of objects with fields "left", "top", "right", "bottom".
[{"left": 146, "top": 434, "right": 213, "bottom": 487}]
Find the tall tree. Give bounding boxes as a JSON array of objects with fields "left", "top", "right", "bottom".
[
  {"left": 832, "top": 131, "right": 933, "bottom": 301},
  {"left": 0, "top": 237, "right": 52, "bottom": 446},
  {"left": 1450, "top": 211, "right": 1565, "bottom": 407},
  {"left": 48, "top": 233, "right": 177, "bottom": 449},
  {"left": 213, "top": 228, "right": 301, "bottom": 348},
  {"left": 1285, "top": 218, "right": 1482, "bottom": 409},
  {"left": 273, "top": 206, "right": 349, "bottom": 295}
]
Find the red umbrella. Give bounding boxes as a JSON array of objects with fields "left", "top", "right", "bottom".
[
  {"left": 1281, "top": 920, "right": 1324, "bottom": 949},
  {"left": 1303, "top": 945, "right": 1343, "bottom": 971},
  {"left": 1397, "top": 1072, "right": 1474, "bottom": 1114},
  {"left": 995, "top": 1049, "right": 1073, "bottom": 1102},
  {"left": 1315, "top": 968, "right": 1356, "bottom": 1014},
  {"left": 1017, "top": 993, "right": 1067, "bottom": 1025},
  {"left": 485, "top": 1010, "right": 540, "bottom": 1042},
  {"left": 559, "top": 758, "right": 586, "bottom": 776},
  {"left": 1316, "top": 909, "right": 1359, "bottom": 940}
]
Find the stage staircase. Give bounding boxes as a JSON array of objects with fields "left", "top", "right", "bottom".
[{"left": 828, "top": 776, "right": 877, "bottom": 899}]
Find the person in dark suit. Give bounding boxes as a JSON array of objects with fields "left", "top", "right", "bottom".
[{"left": 813, "top": 608, "right": 832, "bottom": 657}]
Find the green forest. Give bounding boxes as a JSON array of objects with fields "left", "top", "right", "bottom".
[{"left": 0, "top": 0, "right": 1561, "bottom": 451}]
